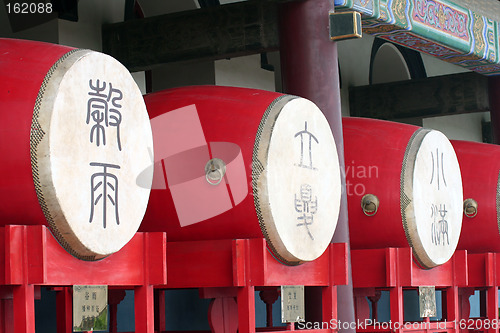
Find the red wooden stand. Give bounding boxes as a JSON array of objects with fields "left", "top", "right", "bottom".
[
  {"left": 460, "top": 253, "right": 500, "bottom": 333},
  {"left": 351, "top": 248, "right": 469, "bottom": 333},
  {"left": 160, "top": 239, "right": 349, "bottom": 333},
  {"left": 0, "top": 225, "right": 167, "bottom": 333}
]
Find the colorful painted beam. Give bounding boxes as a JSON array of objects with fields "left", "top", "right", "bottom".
[{"left": 335, "top": 0, "right": 500, "bottom": 75}]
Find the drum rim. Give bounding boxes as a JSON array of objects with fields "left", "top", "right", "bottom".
[
  {"left": 252, "top": 95, "right": 296, "bottom": 264},
  {"left": 30, "top": 48, "right": 99, "bottom": 260}
]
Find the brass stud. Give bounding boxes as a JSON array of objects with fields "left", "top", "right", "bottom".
[
  {"left": 361, "top": 194, "right": 379, "bottom": 217},
  {"left": 463, "top": 198, "right": 478, "bottom": 218}
]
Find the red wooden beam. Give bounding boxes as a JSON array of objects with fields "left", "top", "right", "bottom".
[
  {"left": 167, "top": 239, "right": 340, "bottom": 288},
  {"left": 352, "top": 248, "right": 469, "bottom": 288},
  {"left": 1, "top": 225, "right": 167, "bottom": 333}
]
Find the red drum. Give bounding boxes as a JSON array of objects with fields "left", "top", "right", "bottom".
[
  {"left": 140, "top": 86, "right": 342, "bottom": 265},
  {"left": 0, "top": 39, "right": 153, "bottom": 260},
  {"left": 343, "top": 117, "right": 463, "bottom": 268},
  {"left": 452, "top": 140, "right": 500, "bottom": 253}
]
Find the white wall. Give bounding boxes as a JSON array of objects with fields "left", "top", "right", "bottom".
[
  {"left": 337, "top": 34, "right": 373, "bottom": 116},
  {"left": 422, "top": 52, "right": 470, "bottom": 77},
  {"left": 58, "top": 0, "right": 125, "bottom": 51},
  {"left": 215, "top": 54, "right": 275, "bottom": 91},
  {"left": 337, "top": 34, "right": 373, "bottom": 87},
  {"left": 371, "top": 43, "right": 411, "bottom": 84},
  {"left": 423, "top": 112, "right": 490, "bottom": 142}
]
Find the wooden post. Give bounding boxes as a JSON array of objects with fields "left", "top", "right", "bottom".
[
  {"left": 390, "top": 287, "right": 404, "bottom": 333},
  {"left": 259, "top": 288, "right": 279, "bottom": 327},
  {"left": 0, "top": 299, "right": 3, "bottom": 333},
  {"left": 322, "top": 285, "right": 338, "bottom": 327},
  {"left": 445, "top": 286, "right": 459, "bottom": 324},
  {"left": 279, "top": 0, "right": 355, "bottom": 330},
  {"left": 135, "top": 285, "right": 155, "bottom": 333},
  {"left": 1, "top": 298, "right": 14, "bottom": 333},
  {"left": 489, "top": 76, "right": 500, "bottom": 144},
  {"left": 55, "top": 287, "right": 73, "bottom": 333},
  {"left": 237, "top": 286, "right": 255, "bottom": 333},
  {"left": 486, "top": 286, "right": 499, "bottom": 333},
  {"left": 13, "top": 284, "right": 35, "bottom": 333},
  {"left": 155, "top": 289, "right": 166, "bottom": 332}
]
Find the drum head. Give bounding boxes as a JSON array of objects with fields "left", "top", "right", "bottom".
[
  {"left": 31, "top": 49, "right": 154, "bottom": 260},
  {"left": 253, "top": 96, "right": 341, "bottom": 265},
  {"left": 401, "top": 129, "right": 463, "bottom": 268}
]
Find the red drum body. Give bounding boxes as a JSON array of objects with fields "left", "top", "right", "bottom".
[
  {"left": 343, "top": 118, "right": 463, "bottom": 268},
  {"left": 0, "top": 39, "right": 154, "bottom": 260},
  {"left": 453, "top": 140, "right": 500, "bottom": 253},
  {"left": 1, "top": 38, "right": 71, "bottom": 225},
  {"left": 140, "top": 86, "right": 342, "bottom": 265}
]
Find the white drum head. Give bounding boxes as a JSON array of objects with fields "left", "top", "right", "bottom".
[
  {"left": 31, "top": 49, "right": 154, "bottom": 260},
  {"left": 401, "top": 129, "right": 463, "bottom": 268},
  {"left": 253, "top": 96, "right": 341, "bottom": 265}
]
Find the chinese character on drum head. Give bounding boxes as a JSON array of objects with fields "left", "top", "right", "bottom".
[
  {"left": 431, "top": 204, "right": 449, "bottom": 246},
  {"left": 294, "top": 121, "right": 319, "bottom": 170},
  {"left": 295, "top": 184, "right": 318, "bottom": 240},
  {"left": 86, "top": 79, "right": 123, "bottom": 151},
  {"left": 89, "top": 162, "right": 121, "bottom": 229}
]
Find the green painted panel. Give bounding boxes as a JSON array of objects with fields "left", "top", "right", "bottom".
[{"left": 335, "top": 0, "right": 500, "bottom": 75}]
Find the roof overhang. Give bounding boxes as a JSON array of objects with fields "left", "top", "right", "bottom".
[{"left": 334, "top": 0, "right": 500, "bottom": 75}]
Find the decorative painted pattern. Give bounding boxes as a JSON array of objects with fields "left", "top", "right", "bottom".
[
  {"left": 356, "top": 0, "right": 371, "bottom": 6},
  {"left": 363, "top": 20, "right": 402, "bottom": 35},
  {"left": 353, "top": 0, "right": 374, "bottom": 16},
  {"left": 335, "top": 0, "right": 500, "bottom": 75},
  {"left": 393, "top": 0, "right": 410, "bottom": 28},
  {"left": 379, "top": 0, "right": 392, "bottom": 23},
  {"left": 485, "top": 18, "right": 498, "bottom": 64},
  {"left": 472, "top": 13, "right": 485, "bottom": 55},
  {"left": 387, "top": 33, "right": 460, "bottom": 57},
  {"left": 471, "top": 64, "right": 500, "bottom": 74},
  {"left": 412, "top": 0, "right": 469, "bottom": 42},
  {"left": 368, "top": 27, "right": 461, "bottom": 58},
  {"left": 334, "top": 0, "right": 353, "bottom": 10}
]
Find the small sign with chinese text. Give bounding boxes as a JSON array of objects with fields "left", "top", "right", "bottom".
[
  {"left": 281, "top": 285, "right": 304, "bottom": 323},
  {"left": 73, "top": 285, "right": 108, "bottom": 332},
  {"left": 419, "top": 286, "right": 436, "bottom": 318}
]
